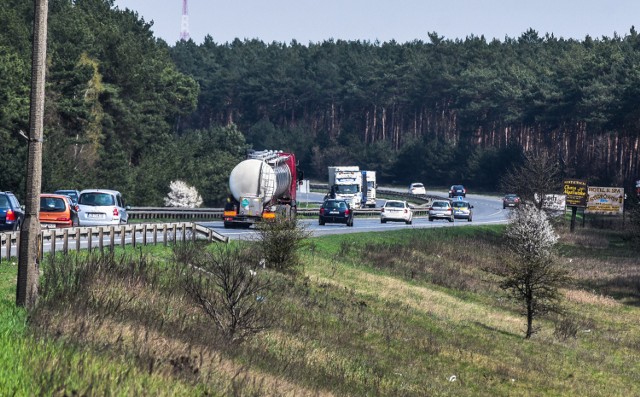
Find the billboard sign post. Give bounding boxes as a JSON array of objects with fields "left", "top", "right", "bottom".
[{"left": 563, "top": 179, "right": 587, "bottom": 232}]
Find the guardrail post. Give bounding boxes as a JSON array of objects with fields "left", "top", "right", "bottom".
[
  {"left": 192, "top": 223, "right": 197, "bottom": 242},
  {"left": 3, "top": 234, "right": 8, "bottom": 261},
  {"left": 163, "top": 225, "right": 168, "bottom": 246},
  {"left": 182, "top": 223, "right": 187, "bottom": 242},
  {"left": 109, "top": 227, "right": 115, "bottom": 252},
  {"left": 120, "top": 226, "right": 126, "bottom": 249},
  {"left": 143, "top": 224, "right": 147, "bottom": 246},
  {"left": 63, "top": 229, "right": 69, "bottom": 255},
  {"left": 87, "top": 228, "right": 92, "bottom": 253},
  {"left": 75, "top": 229, "right": 81, "bottom": 252},
  {"left": 50, "top": 230, "right": 56, "bottom": 258},
  {"left": 153, "top": 224, "right": 158, "bottom": 245},
  {"left": 99, "top": 228, "right": 104, "bottom": 254},
  {"left": 132, "top": 225, "right": 136, "bottom": 248}
]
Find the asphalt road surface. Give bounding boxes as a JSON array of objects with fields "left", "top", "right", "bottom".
[{"left": 204, "top": 192, "right": 510, "bottom": 240}]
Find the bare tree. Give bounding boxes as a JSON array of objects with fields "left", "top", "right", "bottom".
[
  {"left": 17, "top": 0, "right": 49, "bottom": 308},
  {"left": 500, "top": 205, "right": 569, "bottom": 338},
  {"left": 179, "top": 243, "right": 272, "bottom": 343},
  {"left": 500, "top": 150, "right": 562, "bottom": 210}
]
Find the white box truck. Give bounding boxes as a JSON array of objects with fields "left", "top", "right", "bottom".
[
  {"left": 327, "top": 166, "right": 362, "bottom": 208},
  {"left": 361, "top": 170, "right": 377, "bottom": 208}
]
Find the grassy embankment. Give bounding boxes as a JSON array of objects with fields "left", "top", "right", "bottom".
[{"left": 0, "top": 223, "right": 638, "bottom": 396}]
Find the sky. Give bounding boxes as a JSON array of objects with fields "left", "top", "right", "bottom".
[{"left": 114, "top": 1, "right": 640, "bottom": 45}]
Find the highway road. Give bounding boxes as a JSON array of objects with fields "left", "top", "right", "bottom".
[{"left": 204, "top": 191, "right": 510, "bottom": 240}]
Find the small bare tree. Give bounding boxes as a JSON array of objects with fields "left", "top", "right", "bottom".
[
  {"left": 164, "top": 180, "right": 203, "bottom": 208},
  {"left": 178, "top": 243, "right": 271, "bottom": 343},
  {"left": 500, "top": 150, "right": 562, "bottom": 210},
  {"left": 500, "top": 205, "right": 569, "bottom": 338}
]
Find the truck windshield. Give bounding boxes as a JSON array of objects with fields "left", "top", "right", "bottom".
[{"left": 335, "top": 184, "right": 359, "bottom": 194}]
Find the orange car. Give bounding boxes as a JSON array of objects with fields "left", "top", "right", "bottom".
[{"left": 39, "top": 193, "right": 79, "bottom": 228}]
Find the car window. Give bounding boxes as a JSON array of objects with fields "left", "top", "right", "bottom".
[
  {"left": 452, "top": 202, "right": 468, "bottom": 208},
  {"left": 0, "top": 196, "right": 9, "bottom": 208},
  {"left": 433, "top": 201, "right": 448, "bottom": 208},
  {"left": 40, "top": 197, "right": 67, "bottom": 212},
  {"left": 9, "top": 195, "right": 20, "bottom": 207},
  {"left": 117, "top": 194, "right": 124, "bottom": 208},
  {"left": 386, "top": 202, "right": 403, "bottom": 208},
  {"left": 80, "top": 193, "right": 115, "bottom": 206}
]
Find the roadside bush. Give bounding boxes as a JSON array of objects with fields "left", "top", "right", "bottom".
[
  {"left": 254, "top": 218, "right": 311, "bottom": 274},
  {"left": 178, "top": 243, "right": 273, "bottom": 343}
]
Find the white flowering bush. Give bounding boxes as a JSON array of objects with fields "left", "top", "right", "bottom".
[
  {"left": 164, "top": 180, "right": 203, "bottom": 208},
  {"left": 505, "top": 204, "right": 558, "bottom": 261},
  {"left": 501, "top": 204, "right": 568, "bottom": 338}
]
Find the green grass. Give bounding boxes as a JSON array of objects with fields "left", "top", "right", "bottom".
[{"left": 0, "top": 224, "right": 638, "bottom": 395}]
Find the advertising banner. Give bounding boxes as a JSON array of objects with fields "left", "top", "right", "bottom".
[
  {"left": 586, "top": 186, "right": 624, "bottom": 215},
  {"left": 563, "top": 179, "right": 587, "bottom": 207},
  {"left": 542, "top": 194, "right": 566, "bottom": 212}
]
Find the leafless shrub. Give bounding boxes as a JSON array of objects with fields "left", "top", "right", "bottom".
[
  {"left": 179, "top": 244, "right": 273, "bottom": 343},
  {"left": 553, "top": 314, "right": 579, "bottom": 341},
  {"left": 254, "top": 218, "right": 311, "bottom": 274}
]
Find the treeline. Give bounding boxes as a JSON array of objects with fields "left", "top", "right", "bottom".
[
  {"left": 170, "top": 31, "right": 640, "bottom": 190},
  {"left": 1, "top": 0, "right": 639, "bottom": 207}
]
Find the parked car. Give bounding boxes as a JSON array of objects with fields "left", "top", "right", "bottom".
[
  {"left": 381, "top": 200, "right": 413, "bottom": 224},
  {"left": 502, "top": 194, "right": 521, "bottom": 209},
  {"left": 319, "top": 199, "right": 354, "bottom": 227},
  {"left": 0, "top": 192, "right": 24, "bottom": 231},
  {"left": 448, "top": 185, "right": 466, "bottom": 198},
  {"left": 54, "top": 189, "right": 81, "bottom": 205},
  {"left": 451, "top": 200, "right": 474, "bottom": 222},
  {"left": 77, "top": 189, "right": 129, "bottom": 227},
  {"left": 428, "top": 200, "right": 454, "bottom": 222},
  {"left": 40, "top": 193, "right": 79, "bottom": 228},
  {"left": 408, "top": 183, "right": 427, "bottom": 195}
]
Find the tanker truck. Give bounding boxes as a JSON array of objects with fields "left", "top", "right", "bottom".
[{"left": 224, "top": 150, "right": 300, "bottom": 228}]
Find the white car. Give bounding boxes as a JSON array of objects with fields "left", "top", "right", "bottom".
[
  {"left": 381, "top": 200, "right": 413, "bottom": 224},
  {"left": 77, "top": 189, "right": 129, "bottom": 226},
  {"left": 408, "top": 182, "right": 427, "bottom": 195}
]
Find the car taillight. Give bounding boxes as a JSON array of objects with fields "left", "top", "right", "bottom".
[
  {"left": 428, "top": 207, "right": 433, "bottom": 211},
  {"left": 74, "top": 205, "right": 79, "bottom": 211},
  {"left": 320, "top": 208, "right": 325, "bottom": 215},
  {"left": 6, "top": 210, "right": 15, "bottom": 222},
  {"left": 56, "top": 217, "right": 70, "bottom": 221},
  {"left": 113, "top": 208, "right": 119, "bottom": 217},
  {"left": 345, "top": 209, "right": 350, "bottom": 216},
  {"left": 404, "top": 209, "right": 408, "bottom": 213},
  {"left": 381, "top": 208, "right": 385, "bottom": 212}
]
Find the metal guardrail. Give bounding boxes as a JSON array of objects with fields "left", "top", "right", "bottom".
[
  {"left": 1, "top": 222, "right": 228, "bottom": 261},
  {"left": 126, "top": 187, "right": 440, "bottom": 220}
]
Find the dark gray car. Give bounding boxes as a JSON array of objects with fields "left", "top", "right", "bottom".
[{"left": 0, "top": 192, "right": 24, "bottom": 231}]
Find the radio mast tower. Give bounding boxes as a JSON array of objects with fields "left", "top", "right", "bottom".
[{"left": 180, "top": 0, "right": 190, "bottom": 41}]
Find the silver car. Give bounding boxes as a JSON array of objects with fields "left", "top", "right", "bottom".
[
  {"left": 77, "top": 189, "right": 129, "bottom": 226},
  {"left": 428, "top": 200, "right": 454, "bottom": 222}
]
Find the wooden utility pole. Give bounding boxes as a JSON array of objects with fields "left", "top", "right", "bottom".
[{"left": 17, "top": 0, "right": 49, "bottom": 308}]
